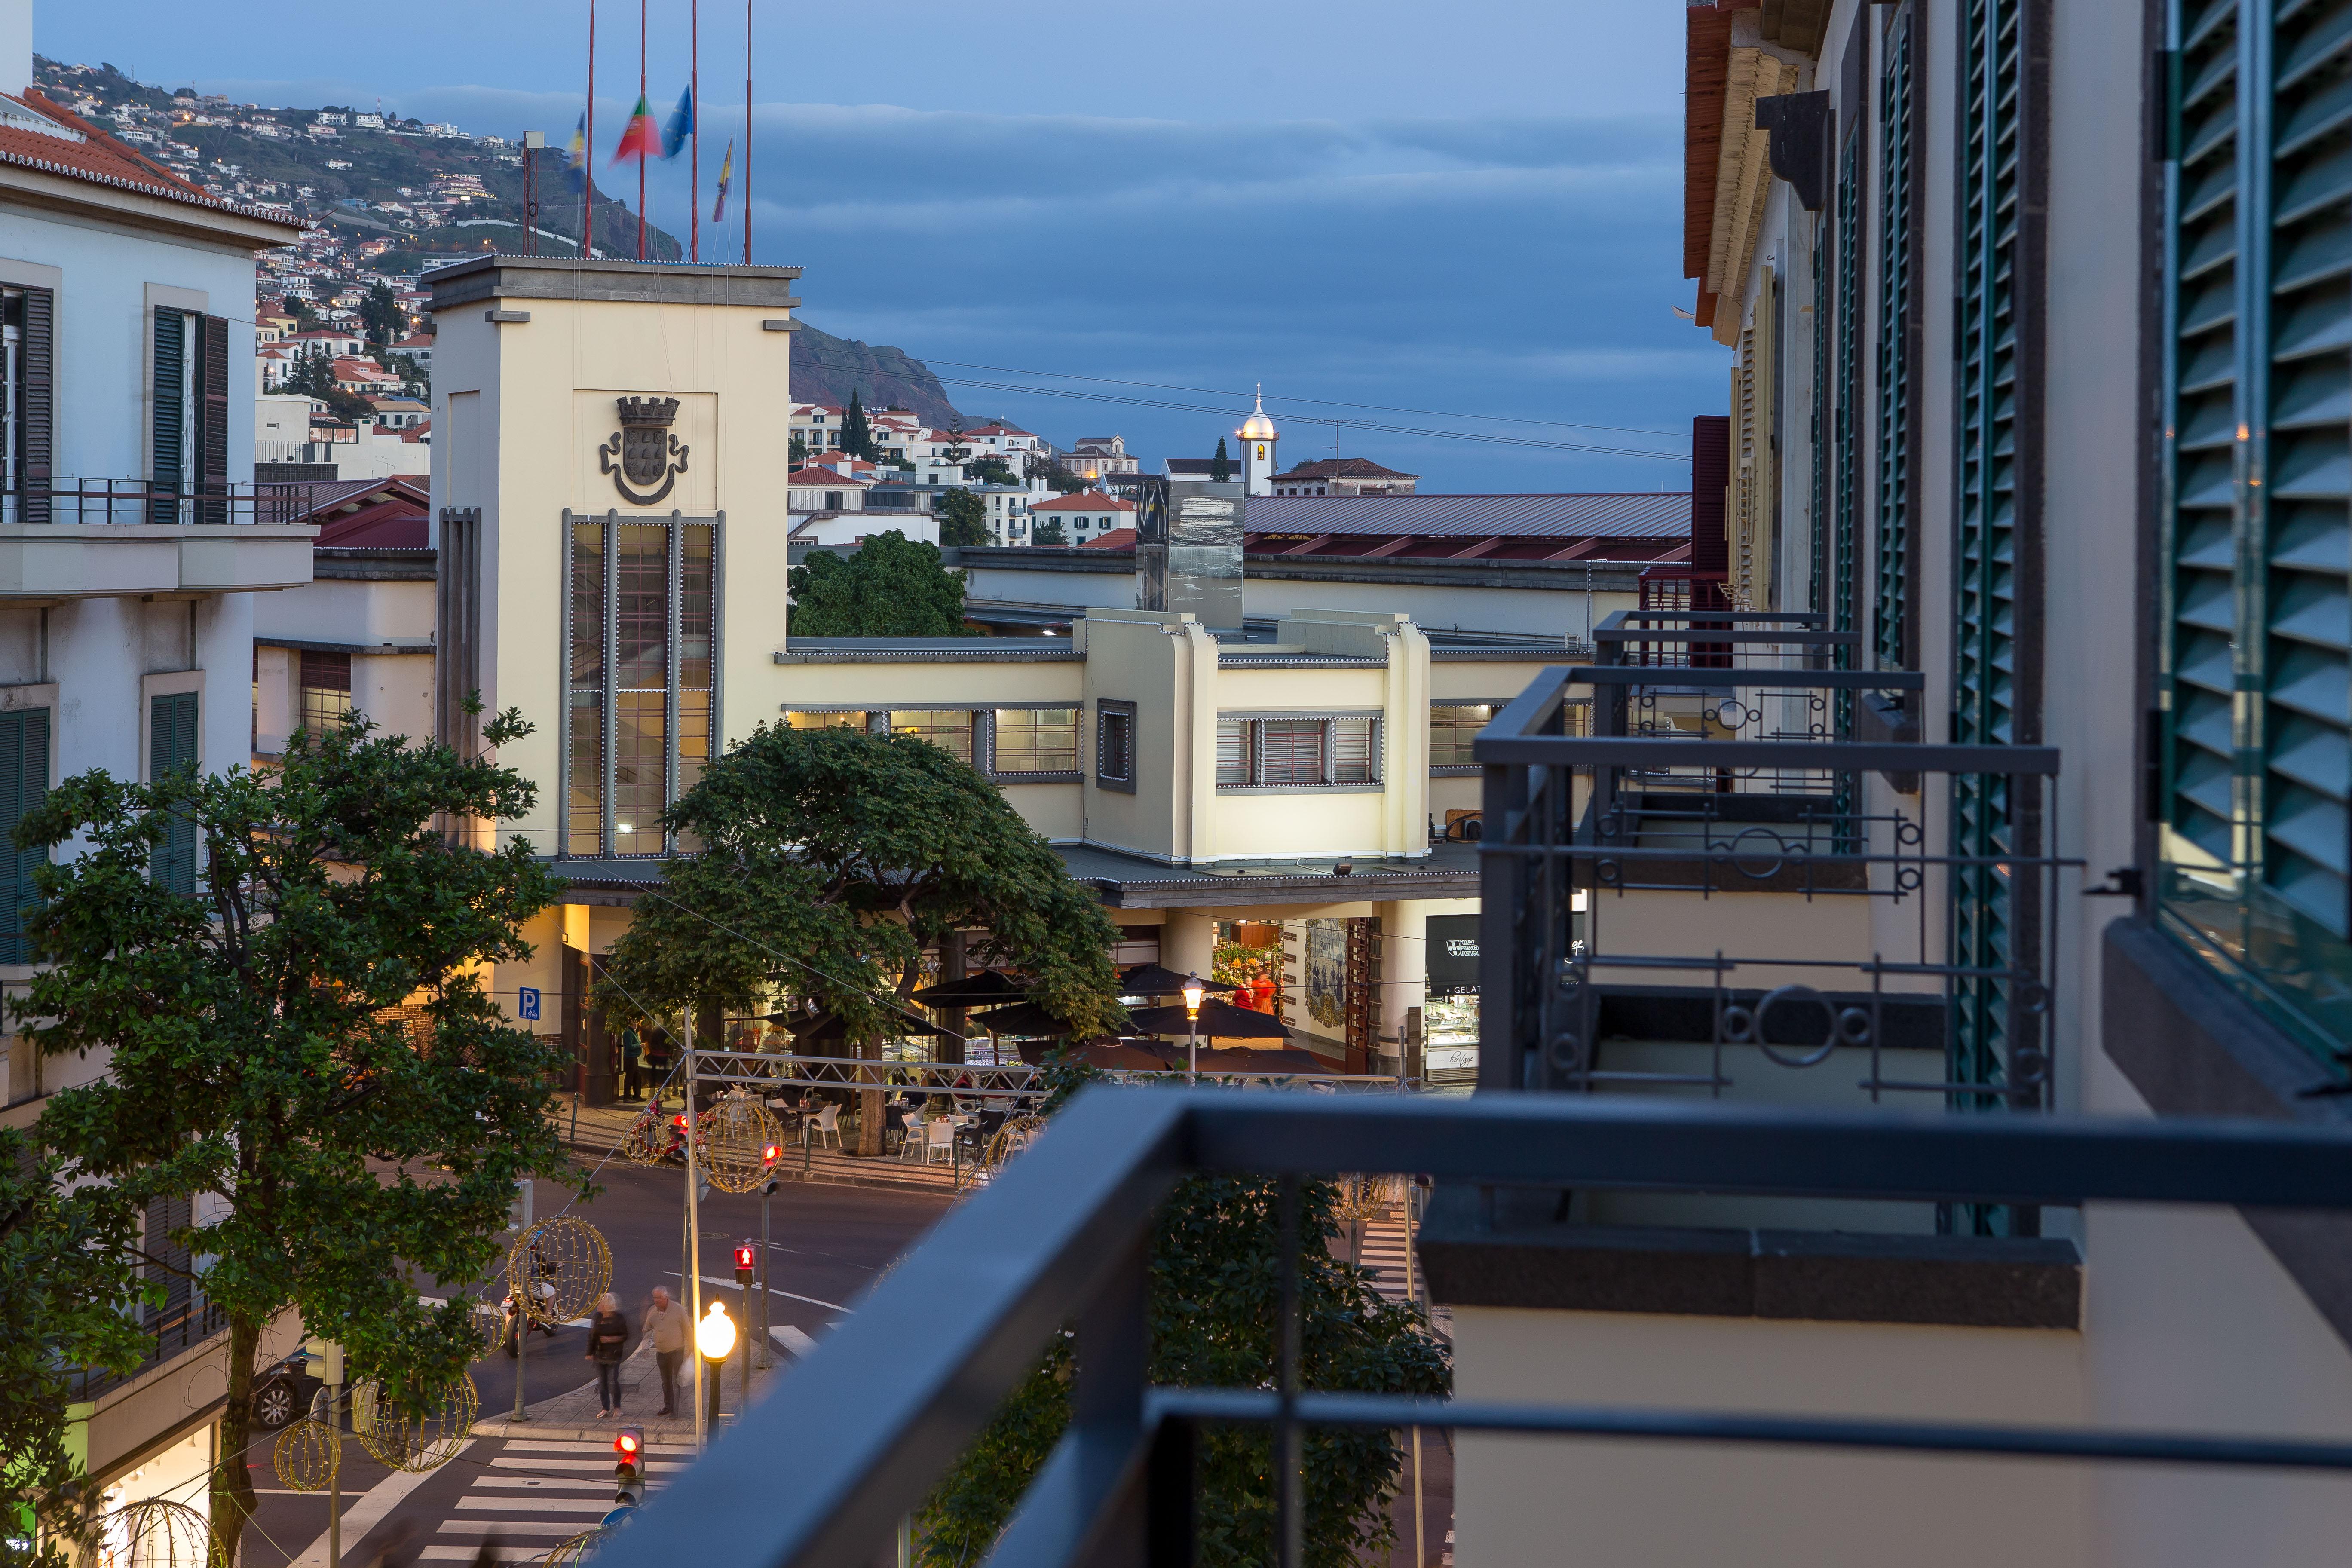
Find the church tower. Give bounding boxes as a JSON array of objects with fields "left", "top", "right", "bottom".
[{"left": 1237, "top": 386, "right": 1278, "bottom": 495}]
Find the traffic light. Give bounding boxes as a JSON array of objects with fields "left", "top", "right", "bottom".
[
  {"left": 612, "top": 1426, "right": 645, "bottom": 1507},
  {"left": 733, "top": 1241, "right": 756, "bottom": 1286},
  {"left": 761, "top": 1144, "right": 782, "bottom": 1197}
]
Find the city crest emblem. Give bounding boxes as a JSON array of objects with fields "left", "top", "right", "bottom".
[{"left": 599, "top": 396, "right": 691, "bottom": 505}]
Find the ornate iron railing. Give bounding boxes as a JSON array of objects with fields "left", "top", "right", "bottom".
[{"left": 3, "top": 478, "right": 317, "bottom": 526}]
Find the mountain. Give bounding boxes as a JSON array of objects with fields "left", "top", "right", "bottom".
[{"left": 789, "top": 323, "right": 965, "bottom": 428}]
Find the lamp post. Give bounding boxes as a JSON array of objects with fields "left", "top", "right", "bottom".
[
  {"left": 695, "top": 1300, "right": 735, "bottom": 1443},
  {"left": 1182, "top": 973, "right": 1206, "bottom": 1078}
]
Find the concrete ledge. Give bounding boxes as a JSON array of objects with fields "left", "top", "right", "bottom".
[{"left": 1419, "top": 1185, "right": 2083, "bottom": 1329}]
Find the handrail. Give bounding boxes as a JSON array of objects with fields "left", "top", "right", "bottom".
[{"left": 592, "top": 1092, "right": 2352, "bottom": 1568}]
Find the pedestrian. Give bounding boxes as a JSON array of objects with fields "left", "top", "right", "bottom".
[
  {"left": 584, "top": 1292, "right": 629, "bottom": 1418},
  {"left": 644, "top": 1029, "right": 672, "bottom": 1107},
  {"left": 618, "top": 1026, "right": 643, "bottom": 1101},
  {"left": 644, "top": 1284, "right": 687, "bottom": 1417}
]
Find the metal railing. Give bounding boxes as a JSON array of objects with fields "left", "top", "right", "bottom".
[
  {"left": 67, "top": 1297, "right": 228, "bottom": 1402},
  {"left": 591, "top": 1091, "right": 2352, "bottom": 1568},
  {"left": 3, "top": 478, "right": 318, "bottom": 526},
  {"left": 683, "top": 1050, "right": 1405, "bottom": 1100}
]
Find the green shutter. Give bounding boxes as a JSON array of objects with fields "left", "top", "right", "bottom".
[
  {"left": 151, "top": 309, "right": 185, "bottom": 523},
  {"left": 0, "top": 708, "right": 47, "bottom": 963},
  {"left": 1834, "top": 130, "right": 1862, "bottom": 676},
  {"left": 1876, "top": 8, "right": 1916, "bottom": 671},
  {"left": 150, "top": 692, "right": 199, "bottom": 897},
  {"left": 2160, "top": 0, "right": 2352, "bottom": 1062},
  {"left": 1953, "top": 0, "right": 2027, "bottom": 1102}
]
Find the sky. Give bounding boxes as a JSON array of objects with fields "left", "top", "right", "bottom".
[{"left": 43, "top": 0, "right": 1724, "bottom": 494}]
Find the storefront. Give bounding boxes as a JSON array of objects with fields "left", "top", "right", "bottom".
[{"left": 1423, "top": 913, "right": 1482, "bottom": 1085}]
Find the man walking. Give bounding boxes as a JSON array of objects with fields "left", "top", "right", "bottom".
[
  {"left": 644, "top": 1285, "right": 688, "bottom": 1417},
  {"left": 618, "top": 1026, "right": 643, "bottom": 1102}
]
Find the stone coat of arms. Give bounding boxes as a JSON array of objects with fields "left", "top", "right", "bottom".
[{"left": 599, "top": 396, "right": 691, "bottom": 505}]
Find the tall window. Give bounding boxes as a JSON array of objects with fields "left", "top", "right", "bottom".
[
  {"left": 1096, "top": 702, "right": 1136, "bottom": 791},
  {"left": 0, "top": 285, "right": 50, "bottom": 524},
  {"left": 151, "top": 307, "right": 227, "bottom": 522},
  {"left": 150, "top": 692, "right": 198, "bottom": 897},
  {"left": 562, "top": 513, "right": 720, "bottom": 858},
  {"left": 299, "top": 651, "right": 351, "bottom": 733},
  {"left": 0, "top": 708, "right": 49, "bottom": 963},
  {"left": 2160, "top": 0, "right": 2352, "bottom": 1062}
]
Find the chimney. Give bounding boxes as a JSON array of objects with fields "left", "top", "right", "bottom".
[{"left": 0, "top": 0, "right": 31, "bottom": 101}]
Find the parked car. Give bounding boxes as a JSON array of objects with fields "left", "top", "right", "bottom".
[{"left": 250, "top": 1353, "right": 325, "bottom": 1430}]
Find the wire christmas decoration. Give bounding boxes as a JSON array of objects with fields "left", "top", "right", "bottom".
[
  {"left": 351, "top": 1372, "right": 478, "bottom": 1473},
  {"left": 504, "top": 1214, "right": 612, "bottom": 1326},
  {"left": 699, "top": 1093, "right": 786, "bottom": 1194},
  {"left": 91, "top": 1499, "right": 220, "bottom": 1568},
  {"left": 541, "top": 1528, "right": 607, "bottom": 1567},
  {"left": 271, "top": 1417, "right": 342, "bottom": 1493}
]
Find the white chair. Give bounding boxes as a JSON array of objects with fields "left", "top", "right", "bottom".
[
  {"left": 916, "top": 1117, "right": 957, "bottom": 1165},
  {"left": 802, "top": 1103, "right": 842, "bottom": 1149},
  {"left": 897, "top": 1112, "right": 928, "bottom": 1163}
]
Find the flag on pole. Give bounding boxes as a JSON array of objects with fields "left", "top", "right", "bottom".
[
  {"left": 565, "top": 113, "right": 587, "bottom": 192},
  {"left": 612, "top": 93, "right": 660, "bottom": 162},
  {"left": 711, "top": 139, "right": 733, "bottom": 222},
  {"left": 661, "top": 85, "right": 694, "bottom": 160}
]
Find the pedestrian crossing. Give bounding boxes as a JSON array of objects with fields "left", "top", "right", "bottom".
[
  {"left": 416, "top": 1438, "right": 694, "bottom": 1562},
  {"left": 1357, "top": 1207, "right": 1452, "bottom": 1339}
]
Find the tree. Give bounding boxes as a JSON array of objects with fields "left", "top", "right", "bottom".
[
  {"left": 359, "top": 281, "right": 407, "bottom": 352},
  {"left": 936, "top": 488, "right": 990, "bottom": 547},
  {"left": 841, "top": 388, "right": 876, "bottom": 460},
  {"left": 1032, "top": 516, "right": 1068, "bottom": 546},
  {"left": 596, "top": 726, "right": 1125, "bottom": 1156},
  {"left": 289, "top": 297, "right": 323, "bottom": 333},
  {"left": 937, "top": 422, "right": 973, "bottom": 471},
  {"left": 788, "top": 530, "right": 973, "bottom": 635},
  {"left": 914, "top": 1058, "right": 1450, "bottom": 1567},
  {"left": 790, "top": 433, "right": 809, "bottom": 466},
  {"left": 18, "top": 707, "right": 575, "bottom": 1568},
  {"left": 284, "top": 344, "right": 335, "bottom": 399},
  {"left": 1211, "top": 436, "right": 1231, "bottom": 483},
  {"left": 969, "top": 456, "right": 1018, "bottom": 487},
  {"left": 0, "top": 1128, "right": 149, "bottom": 1567}
]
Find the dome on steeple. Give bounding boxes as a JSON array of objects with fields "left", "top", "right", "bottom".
[{"left": 1238, "top": 386, "right": 1277, "bottom": 441}]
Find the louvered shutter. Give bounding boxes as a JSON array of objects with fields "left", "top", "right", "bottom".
[
  {"left": 199, "top": 314, "right": 228, "bottom": 523},
  {"left": 1833, "top": 122, "right": 1862, "bottom": 680},
  {"left": 0, "top": 708, "right": 46, "bottom": 964},
  {"left": 1876, "top": 4, "right": 1918, "bottom": 670},
  {"left": 150, "top": 692, "right": 199, "bottom": 897},
  {"left": 19, "top": 288, "right": 50, "bottom": 525},
  {"left": 150, "top": 309, "right": 184, "bottom": 523}
]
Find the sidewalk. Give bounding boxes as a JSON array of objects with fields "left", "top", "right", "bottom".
[
  {"left": 550, "top": 1093, "right": 977, "bottom": 1197},
  {"left": 474, "top": 1321, "right": 795, "bottom": 1445}
]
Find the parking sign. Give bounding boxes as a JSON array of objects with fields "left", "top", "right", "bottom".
[{"left": 518, "top": 986, "right": 541, "bottom": 1022}]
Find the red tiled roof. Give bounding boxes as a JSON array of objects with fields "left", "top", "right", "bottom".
[
  {"left": 790, "top": 466, "right": 874, "bottom": 485},
  {"left": 1035, "top": 492, "right": 1134, "bottom": 513},
  {"left": 1271, "top": 458, "right": 1417, "bottom": 481},
  {"left": 1079, "top": 528, "right": 1137, "bottom": 551},
  {"left": 0, "top": 92, "right": 303, "bottom": 232}
]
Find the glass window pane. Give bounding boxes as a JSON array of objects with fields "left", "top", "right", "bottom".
[
  {"left": 786, "top": 710, "right": 868, "bottom": 730},
  {"left": 992, "top": 707, "right": 1078, "bottom": 774},
  {"left": 614, "top": 524, "right": 669, "bottom": 689},
  {"left": 570, "top": 519, "right": 604, "bottom": 687},
  {"left": 1216, "top": 719, "right": 1252, "bottom": 786},
  {"left": 567, "top": 689, "right": 603, "bottom": 856},
  {"left": 1430, "top": 704, "right": 1491, "bottom": 768},
  {"left": 890, "top": 709, "right": 973, "bottom": 767},
  {"left": 1332, "top": 717, "right": 1378, "bottom": 784},
  {"left": 299, "top": 651, "right": 351, "bottom": 733},
  {"left": 612, "top": 690, "right": 666, "bottom": 856},
  {"left": 679, "top": 523, "right": 714, "bottom": 689},
  {"left": 1098, "top": 710, "right": 1132, "bottom": 782},
  {"left": 1258, "top": 719, "right": 1324, "bottom": 785}
]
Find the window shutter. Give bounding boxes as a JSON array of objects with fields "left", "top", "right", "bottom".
[
  {"left": 151, "top": 309, "right": 185, "bottom": 522},
  {"left": 150, "top": 692, "right": 199, "bottom": 897},
  {"left": 1832, "top": 121, "right": 1863, "bottom": 678},
  {"left": 199, "top": 314, "right": 229, "bottom": 521},
  {"left": 19, "top": 288, "right": 50, "bottom": 525},
  {"left": 0, "top": 708, "right": 46, "bottom": 963},
  {"left": 1876, "top": 5, "right": 1917, "bottom": 671}
]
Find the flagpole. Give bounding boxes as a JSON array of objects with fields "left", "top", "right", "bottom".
[
  {"left": 690, "top": 0, "right": 700, "bottom": 264},
  {"left": 637, "top": 0, "right": 647, "bottom": 260},
  {"left": 743, "top": 0, "right": 752, "bottom": 264},
  {"left": 585, "top": 0, "right": 595, "bottom": 257}
]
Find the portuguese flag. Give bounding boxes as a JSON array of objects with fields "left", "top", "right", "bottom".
[{"left": 612, "top": 93, "right": 660, "bottom": 162}]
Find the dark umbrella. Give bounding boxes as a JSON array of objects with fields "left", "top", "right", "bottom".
[
  {"left": 1190, "top": 1046, "right": 1333, "bottom": 1074},
  {"left": 1125, "top": 999, "right": 1291, "bottom": 1041},
  {"left": 910, "top": 970, "right": 1030, "bottom": 1005},
  {"left": 1116, "top": 962, "right": 1202, "bottom": 998},
  {"left": 762, "top": 1009, "right": 954, "bottom": 1045},
  {"left": 967, "top": 1001, "right": 1080, "bottom": 1038},
  {"left": 1014, "top": 1039, "right": 1175, "bottom": 1070}
]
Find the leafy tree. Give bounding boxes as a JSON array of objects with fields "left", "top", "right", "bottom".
[
  {"left": 596, "top": 727, "right": 1125, "bottom": 1156},
  {"left": 937, "top": 422, "right": 972, "bottom": 470},
  {"left": 0, "top": 1128, "right": 149, "bottom": 1568},
  {"left": 790, "top": 433, "right": 808, "bottom": 466},
  {"left": 284, "top": 343, "right": 334, "bottom": 399},
  {"left": 18, "top": 707, "right": 576, "bottom": 1568},
  {"left": 1032, "top": 516, "right": 1067, "bottom": 546},
  {"left": 841, "top": 388, "right": 876, "bottom": 460},
  {"left": 788, "top": 530, "right": 972, "bottom": 636},
  {"left": 915, "top": 1057, "right": 1450, "bottom": 1567},
  {"left": 969, "top": 456, "right": 1018, "bottom": 487},
  {"left": 359, "top": 280, "right": 407, "bottom": 351},
  {"left": 936, "top": 488, "right": 990, "bottom": 548},
  {"left": 1211, "top": 436, "right": 1231, "bottom": 483},
  {"left": 288, "top": 297, "right": 323, "bottom": 333}
]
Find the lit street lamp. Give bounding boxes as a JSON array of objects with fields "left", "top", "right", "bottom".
[
  {"left": 695, "top": 1301, "right": 736, "bottom": 1441},
  {"left": 1182, "top": 973, "right": 1206, "bottom": 1078}
]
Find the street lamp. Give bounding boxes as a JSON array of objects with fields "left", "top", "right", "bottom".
[
  {"left": 695, "top": 1301, "right": 736, "bottom": 1439},
  {"left": 1182, "top": 973, "right": 1206, "bottom": 1078}
]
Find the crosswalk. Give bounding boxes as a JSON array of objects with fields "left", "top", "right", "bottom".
[
  {"left": 1358, "top": 1208, "right": 1452, "bottom": 1340},
  {"left": 415, "top": 1438, "right": 693, "bottom": 1562}
]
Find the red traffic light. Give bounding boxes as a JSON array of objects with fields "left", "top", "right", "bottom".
[
  {"left": 614, "top": 1427, "right": 641, "bottom": 1457},
  {"left": 734, "top": 1243, "right": 756, "bottom": 1271},
  {"left": 761, "top": 1144, "right": 781, "bottom": 1164},
  {"left": 674, "top": 1115, "right": 687, "bottom": 1130}
]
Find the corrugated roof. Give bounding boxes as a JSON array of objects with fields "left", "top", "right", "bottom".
[{"left": 1240, "top": 493, "right": 1690, "bottom": 539}]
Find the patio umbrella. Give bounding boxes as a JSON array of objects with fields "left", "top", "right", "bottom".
[
  {"left": 1124, "top": 999, "right": 1291, "bottom": 1041},
  {"left": 1115, "top": 962, "right": 1200, "bottom": 998},
  {"left": 1013, "top": 1039, "right": 1175, "bottom": 1070},
  {"left": 762, "top": 1009, "right": 954, "bottom": 1045},
  {"left": 1190, "top": 1046, "right": 1333, "bottom": 1074},
  {"left": 910, "top": 970, "right": 1030, "bottom": 1006},
  {"left": 967, "top": 1001, "right": 1080, "bottom": 1038}
]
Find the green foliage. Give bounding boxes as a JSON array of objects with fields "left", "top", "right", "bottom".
[
  {"left": 969, "top": 456, "right": 1018, "bottom": 486},
  {"left": 359, "top": 280, "right": 407, "bottom": 351},
  {"left": 0, "top": 1128, "right": 150, "bottom": 1567},
  {"left": 788, "top": 531, "right": 972, "bottom": 636},
  {"left": 936, "top": 489, "right": 990, "bottom": 547},
  {"left": 842, "top": 388, "right": 876, "bottom": 459},
  {"left": 914, "top": 1070, "right": 1450, "bottom": 1568},
  {"left": 1032, "top": 516, "right": 1068, "bottom": 547},
  {"left": 790, "top": 432, "right": 808, "bottom": 466},
  {"left": 1211, "top": 436, "right": 1231, "bottom": 483},
  {"left": 17, "top": 706, "right": 575, "bottom": 1566},
  {"left": 597, "top": 724, "right": 1126, "bottom": 1048},
  {"left": 1039, "top": 464, "right": 1089, "bottom": 494}
]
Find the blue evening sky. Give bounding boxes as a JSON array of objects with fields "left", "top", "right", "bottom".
[{"left": 46, "top": 1, "right": 1721, "bottom": 493}]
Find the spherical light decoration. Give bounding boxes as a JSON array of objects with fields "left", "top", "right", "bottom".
[
  {"left": 352, "top": 1372, "right": 478, "bottom": 1473},
  {"left": 542, "top": 1528, "right": 607, "bottom": 1568},
  {"left": 272, "top": 1417, "right": 342, "bottom": 1493},
  {"left": 472, "top": 1296, "right": 512, "bottom": 1357},
  {"left": 505, "top": 1214, "right": 612, "bottom": 1326},
  {"left": 700, "top": 1094, "right": 787, "bottom": 1194},
  {"left": 93, "top": 1499, "right": 219, "bottom": 1568},
  {"left": 619, "top": 1109, "right": 673, "bottom": 1167}
]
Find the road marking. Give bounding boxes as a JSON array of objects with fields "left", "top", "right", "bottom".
[
  {"left": 455, "top": 1496, "right": 619, "bottom": 1513},
  {"left": 662, "top": 1270, "right": 851, "bottom": 1314},
  {"left": 771, "top": 1325, "right": 818, "bottom": 1358},
  {"left": 291, "top": 1440, "right": 472, "bottom": 1568}
]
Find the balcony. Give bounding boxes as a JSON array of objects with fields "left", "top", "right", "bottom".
[{"left": 0, "top": 479, "right": 318, "bottom": 599}]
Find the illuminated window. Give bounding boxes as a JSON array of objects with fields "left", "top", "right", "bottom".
[
  {"left": 299, "top": 650, "right": 351, "bottom": 733},
  {"left": 889, "top": 709, "right": 974, "bottom": 767},
  {"left": 991, "top": 708, "right": 1078, "bottom": 775}
]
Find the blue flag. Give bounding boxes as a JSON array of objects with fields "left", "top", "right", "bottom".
[{"left": 661, "top": 86, "right": 694, "bottom": 160}]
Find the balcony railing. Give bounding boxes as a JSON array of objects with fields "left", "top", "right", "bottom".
[
  {"left": 2, "top": 478, "right": 318, "bottom": 527},
  {"left": 591, "top": 1090, "right": 2352, "bottom": 1568},
  {"left": 67, "top": 1297, "right": 228, "bottom": 1402}
]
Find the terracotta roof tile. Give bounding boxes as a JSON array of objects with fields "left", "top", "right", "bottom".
[{"left": 0, "top": 92, "right": 302, "bottom": 232}]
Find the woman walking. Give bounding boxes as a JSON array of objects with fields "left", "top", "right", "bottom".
[{"left": 584, "top": 1292, "right": 630, "bottom": 1417}]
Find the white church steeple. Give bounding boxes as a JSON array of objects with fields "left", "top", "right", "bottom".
[{"left": 1237, "top": 385, "right": 1278, "bottom": 496}]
